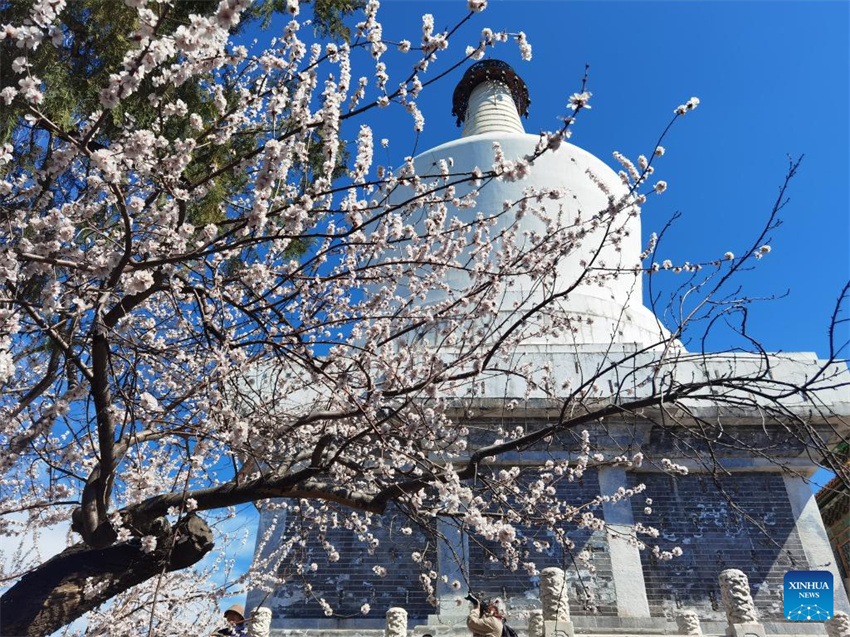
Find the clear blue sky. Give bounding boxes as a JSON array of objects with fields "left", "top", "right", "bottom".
[{"left": 358, "top": 0, "right": 850, "bottom": 360}]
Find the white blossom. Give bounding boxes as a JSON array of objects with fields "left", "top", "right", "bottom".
[
  {"left": 11, "top": 56, "right": 29, "bottom": 73},
  {"left": 0, "top": 143, "right": 12, "bottom": 166},
  {"left": 568, "top": 91, "right": 592, "bottom": 111},
  {"left": 17, "top": 75, "right": 43, "bottom": 103},
  {"left": 0, "top": 87, "right": 16, "bottom": 105},
  {"left": 675, "top": 97, "right": 700, "bottom": 115},
  {"left": 125, "top": 270, "right": 155, "bottom": 294},
  {"left": 140, "top": 535, "right": 157, "bottom": 553},
  {"left": 139, "top": 392, "right": 160, "bottom": 412},
  {"left": 515, "top": 31, "right": 532, "bottom": 61}
]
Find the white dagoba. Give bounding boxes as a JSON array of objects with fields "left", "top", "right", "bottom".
[{"left": 406, "top": 60, "right": 668, "bottom": 349}]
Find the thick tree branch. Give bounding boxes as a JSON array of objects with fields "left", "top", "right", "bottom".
[{"left": 0, "top": 515, "right": 213, "bottom": 637}]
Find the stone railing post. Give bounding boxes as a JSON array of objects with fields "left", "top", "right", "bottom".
[
  {"left": 248, "top": 607, "right": 272, "bottom": 637},
  {"left": 718, "top": 569, "right": 765, "bottom": 637},
  {"left": 825, "top": 611, "right": 850, "bottom": 637},
  {"left": 539, "top": 567, "right": 575, "bottom": 637},
  {"left": 386, "top": 607, "right": 408, "bottom": 637},
  {"left": 675, "top": 610, "right": 702, "bottom": 635},
  {"left": 526, "top": 609, "right": 544, "bottom": 637}
]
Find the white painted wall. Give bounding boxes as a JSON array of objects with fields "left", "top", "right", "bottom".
[{"left": 393, "top": 131, "right": 669, "bottom": 348}]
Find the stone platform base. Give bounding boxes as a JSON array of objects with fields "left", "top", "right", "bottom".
[{"left": 267, "top": 618, "right": 830, "bottom": 636}]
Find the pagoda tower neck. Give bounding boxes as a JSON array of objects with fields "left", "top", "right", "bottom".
[
  {"left": 451, "top": 59, "right": 530, "bottom": 138},
  {"left": 461, "top": 80, "right": 525, "bottom": 137}
]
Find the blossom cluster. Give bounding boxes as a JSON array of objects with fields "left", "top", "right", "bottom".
[{"left": 0, "top": 2, "right": 795, "bottom": 633}]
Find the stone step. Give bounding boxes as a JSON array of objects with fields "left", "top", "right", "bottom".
[
  {"left": 269, "top": 630, "right": 828, "bottom": 637},
  {"left": 268, "top": 619, "right": 829, "bottom": 636},
  {"left": 412, "top": 617, "right": 828, "bottom": 636}
]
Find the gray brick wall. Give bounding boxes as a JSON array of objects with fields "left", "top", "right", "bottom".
[
  {"left": 253, "top": 419, "right": 813, "bottom": 626},
  {"left": 630, "top": 472, "right": 808, "bottom": 621},
  {"left": 261, "top": 505, "right": 437, "bottom": 621},
  {"left": 468, "top": 468, "right": 618, "bottom": 616},
  {"left": 642, "top": 424, "right": 824, "bottom": 458}
]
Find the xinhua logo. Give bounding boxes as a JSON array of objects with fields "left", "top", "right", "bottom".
[{"left": 784, "top": 570, "right": 833, "bottom": 621}]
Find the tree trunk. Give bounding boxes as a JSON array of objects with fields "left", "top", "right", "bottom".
[{"left": 0, "top": 515, "right": 213, "bottom": 637}]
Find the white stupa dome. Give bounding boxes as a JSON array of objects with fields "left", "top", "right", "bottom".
[{"left": 403, "top": 60, "right": 669, "bottom": 348}]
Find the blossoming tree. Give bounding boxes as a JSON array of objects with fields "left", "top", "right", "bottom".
[{"left": 0, "top": 0, "right": 847, "bottom": 635}]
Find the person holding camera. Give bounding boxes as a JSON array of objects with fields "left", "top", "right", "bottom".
[
  {"left": 465, "top": 593, "right": 504, "bottom": 637},
  {"left": 211, "top": 603, "right": 248, "bottom": 636}
]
